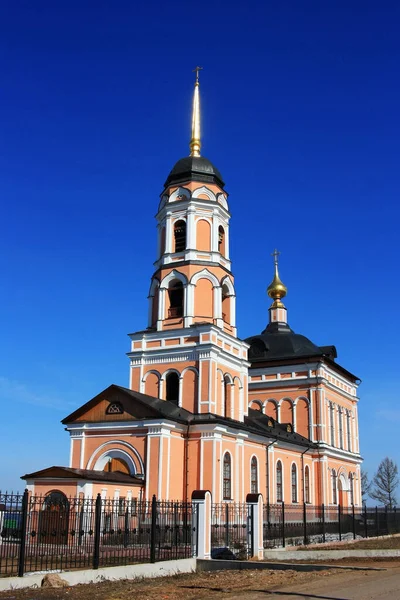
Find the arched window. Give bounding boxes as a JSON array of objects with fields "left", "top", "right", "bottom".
[
  {"left": 349, "top": 473, "right": 354, "bottom": 506},
  {"left": 291, "top": 464, "right": 298, "bottom": 503},
  {"left": 43, "top": 491, "right": 69, "bottom": 511},
  {"left": 332, "top": 469, "right": 337, "bottom": 504},
  {"left": 174, "top": 220, "right": 186, "bottom": 252},
  {"left": 221, "top": 284, "right": 230, "bottom": 323},
  {"left": 304, "top": 466, "right": 310, "bottom": 504},
  {"left": 165, "top": 372, "right": 180, "bottom": 405},
  {"left": 218, "top": 225, "right": 226, "bottom": 255},
  {"left": 168, "top": 280, "right": 183, "bottom": 318},
  {"left": 104, "top": 457, "right": 130, "bottom": 474},
  {"left": 276, "top": 461, "right": 283, "bottom": 503},
  {"left": 250, "top": 457, "right": 258, "bottom": 494},
  {"left": 223, "top": 453, "right": 232, "bottom": 500}
]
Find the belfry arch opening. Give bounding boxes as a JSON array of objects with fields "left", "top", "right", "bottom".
[
  {"left": 166, "top": 372, "right": 180, "bottom": 405},
  {"left": 222, "top": 284, "right": 231, "bottom": 323},
  {"left": 218, "top": 225, "right": 226, "bottom": 256},
  {"left": 168, "top": 280, "right": 183, "bottom": 318},
  {"left": 174, "top": 220, "right": 186, "bottom": 252}
]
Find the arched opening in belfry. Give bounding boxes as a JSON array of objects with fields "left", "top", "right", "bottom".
[
  {"left": 160, "top": 226, "right": 166, "bottom": 256},
  {"left": 174, "top": 220, "right": 186, "bottom": 252},
  {"left": 222, "top": 284, "right": 230, "bottom": 322},
  {"left": 223, "top": 376, "right": 232, "bottom": 418},
  {"left": 168, "top": 280, "right": 183, "bottom": 318},
  {"left": 218, "top": 225, "right": 226, "bottom": 255},
  {"left": 166, "top": 372, "right": 180, "bottom": 405}
]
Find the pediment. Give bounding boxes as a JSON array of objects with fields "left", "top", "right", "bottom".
[{"left": 63, "top": 385, "right": 161, "bottom": 424}]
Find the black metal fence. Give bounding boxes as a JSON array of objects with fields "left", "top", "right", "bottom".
[
  {"left": 211, "top": 502, "right": 252, "bottom": 559},
  {"left": 0, "top": 491, "right": 197, "bottom": 578},
  {"left": 263, "top": 503, "right": 400, "bottom": 548}
]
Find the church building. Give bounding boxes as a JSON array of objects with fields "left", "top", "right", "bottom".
[{"left": 23, "top": 73, "right": 362, "bottom": 509}]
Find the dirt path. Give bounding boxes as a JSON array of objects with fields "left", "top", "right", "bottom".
[
  {"left": 1, "top": 560, "right": 399, "bottom": 600},
  {"left": 232, "top": 561, "right": 400, "bottom": 599}
]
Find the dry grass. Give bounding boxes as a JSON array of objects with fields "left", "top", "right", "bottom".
[{"left": 0, "top": 567, "right": 339, "bottom": 600}]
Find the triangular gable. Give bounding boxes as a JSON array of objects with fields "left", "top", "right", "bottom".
[{"left": 62, "top": 384, "right": 162, "bottom": 424}]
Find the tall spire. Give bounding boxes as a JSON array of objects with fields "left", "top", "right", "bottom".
[
  {"left": 267, "top": 249, "right": 288, "bottom": 325},
  {"left": 189, "top": 66, "right": 203, "bottom": 157}
]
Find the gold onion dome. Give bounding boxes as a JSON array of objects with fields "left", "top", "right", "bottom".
[{"left": 267, "top": 250, "right": 287, "bottom": 306}]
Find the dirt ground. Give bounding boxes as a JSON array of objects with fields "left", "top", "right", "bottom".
[{"left": 0, "top": 568, "right": 340, "bottom": 600}]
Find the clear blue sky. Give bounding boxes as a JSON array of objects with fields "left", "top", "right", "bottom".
[{"left": 1, "top": 1, "right": 399, "bottom": 493}]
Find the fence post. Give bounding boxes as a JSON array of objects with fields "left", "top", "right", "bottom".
[
  {"left": 303, "top": 502, "right": 307, "bottom": 546},
  {"left": 376, "top": 506, "right": 379, "bottom": 537},
  {"left": 282, "top": 502, "right": 285, "bottom": 548},
  {"left": 150, "top": 495, "right": 157, "bottom": 563},
  {"left": 352, "top": 504, "right": 356, "bottom": 540},
  {"left": 192, "top": 490, "right": 211, "bottom": 559},
  {"left": 364, "top": 504, "right": 368, "bottom": 538},
  {"left": 246, "top": 493, "right": 263, "bottom": 559},
  {"left": 338, "top": 504, "right": 342, "bottom": 542},
  {"left": 124, "top": 506, "right": 129, "bottom": 549},
  {"left": 322, "top": 503, "right": 326, "bottom": 543},
  {"left": 17, "top": 490, "right": 29, "bottom": 577},
  {"left": 225, "top": 502, "right": 229, "bottom": 548},
  {"left": 92, "top": 493, "right": 102, "bottom": 570}
]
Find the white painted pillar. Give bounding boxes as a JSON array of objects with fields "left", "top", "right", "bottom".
[
  {"left": 192, "top": 491, "right": 212, "bottom": 559},
  {"left": 211, "top": 214, "right": 219, "bottom": 252},
  {"left": 246, "top": 493, "right": 264, "bottom": 559},
  {"left": 178, "top": 376, "right": 184, "bottom": 407},
  {"left": 158, "top": 287, "right": 166, "bottom": 329},
  {"left": 165, "top": 214, "right": 173, "bottom": 253},
  {"left": 187, "top": 208, "right": 196, "bottom": 250},
  {"left": 308, "top": 393, "right": 314, "bottom": 441}
]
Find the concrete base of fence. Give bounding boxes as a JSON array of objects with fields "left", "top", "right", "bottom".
[
  {"left": 263, "top": 549, "right": 400, "bottom": 561},
  {"left": 197, "top": 559, "right": 385, "bottom": 572},
  {"left": 0, "top": 558, "right": 196, "bottom": 592}
]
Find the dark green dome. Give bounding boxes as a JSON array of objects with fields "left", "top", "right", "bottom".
[{"left": 164, "top": 156, "right": 225, "bottom": 189}]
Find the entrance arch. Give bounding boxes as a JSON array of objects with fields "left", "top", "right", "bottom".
[{"left": 39, "top": 491, "right": 69, "bottom": 544}]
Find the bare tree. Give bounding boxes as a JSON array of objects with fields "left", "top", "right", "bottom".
[
  {"left": 370, "top": 457, "right": 399, "bottom": 509},
  {"left": 361, "top": 469, "right": 371, "bottom": 505}
]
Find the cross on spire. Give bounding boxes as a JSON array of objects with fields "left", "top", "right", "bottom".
[
  {"left": 193, "top": 66, "right": 203, "bottom": 83},
  {"left": 271, "top": 248, "right": 281, "bottom": 267}
]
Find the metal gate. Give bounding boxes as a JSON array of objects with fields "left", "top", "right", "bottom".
[{"left": 211, "top": 502, "right": 252, "bottom": 559}]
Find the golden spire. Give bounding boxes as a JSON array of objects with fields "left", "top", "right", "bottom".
[
  {"left": 267, "top": 249, "right": 288, "bottom": 308},
  {"left": 189, "top": 66, "right": 203, "bottom": 157}
]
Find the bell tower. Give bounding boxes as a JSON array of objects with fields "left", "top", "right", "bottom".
[{"left": 128, "top": 71, "right": 249, "bottom": 420}]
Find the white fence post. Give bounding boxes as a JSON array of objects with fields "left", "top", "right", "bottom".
[
  {"left": 192, "top": 490, "right": 212, "bottom": 559},
  {"left": 246, "top": 493, "right": 264, "bottom": 559}
]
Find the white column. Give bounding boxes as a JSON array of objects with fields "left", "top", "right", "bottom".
[
  {"left": 225, "top": 224, "right": 230, "bottom": 259},
  {"left": 247, "top": 494, "right": 264, "bottom": 559},
  {"left": 187, "top": 207, "right": 196, "bottom": 250},
  {"left": 308, "top": 392, "right": 314, "bottom": 441},
  {"left": 214, "top": 285, "right": 223, "bottom": 328},
  {"left": 158, "top": 288, "right": 166, "bottom": 328},
  {"left": 230, "top": 294, "right": 236, "bottom": 327},
  {"left": 178, "top": 376, "right": 184, "bottom": 407},
  {"left": 165, "top": 214, "right": 173, "bottom": 253},
  {"left": 192, "top": 491, "right": 212, "bottom": 559},
  {"left": 211, "top": 214, "right": 219, "bottom": 252}
]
